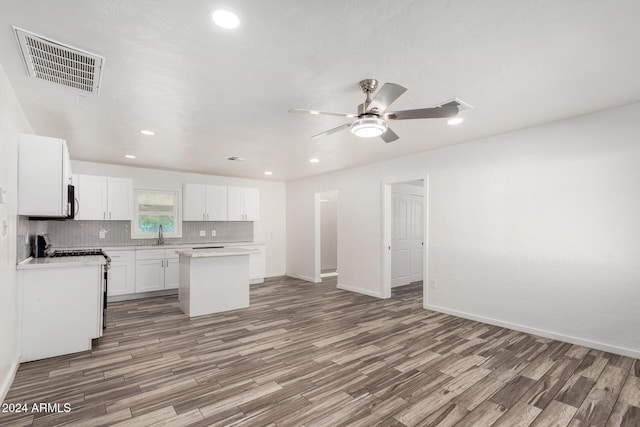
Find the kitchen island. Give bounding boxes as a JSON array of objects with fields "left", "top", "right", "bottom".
[{"left": 176, "top": 247, "right": 255, "bottom": 317}]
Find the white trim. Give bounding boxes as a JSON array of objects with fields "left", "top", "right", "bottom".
[
  {"left": 381, "top": 175, "right": 429, "bottom": 300},
  {"left": 337, "top": 283, "right": 384, "bottom": 299},
  {"left": 313, "top": 193, "right": 321, "bottom": 283},
  {"left": 425, "top": 303, "right": 640, "bottom": 359},
  {"left": 287, "top": 274, "right": 321, "bottom": 284},
  {"left": 0, "top": 358, "right": 19, "bottom": 404}
]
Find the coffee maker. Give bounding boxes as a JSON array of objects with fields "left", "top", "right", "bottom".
[{"left": 31, "top": 234, "right": 51, "bottom": 258}]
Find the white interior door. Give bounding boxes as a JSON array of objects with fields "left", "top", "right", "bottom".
[
  {"left": 391, "top": 193, "right": 411, "bottom": 287},
  {"left": 409, "top": 195, "right": 424, "bottom": 283}
]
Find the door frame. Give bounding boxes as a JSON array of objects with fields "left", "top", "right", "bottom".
[
  {"left": 382, "top": 175, "right": 429, "bottom": 300},
  {"left": 314, "top": 190, "right": 338, "bottom": 283}
]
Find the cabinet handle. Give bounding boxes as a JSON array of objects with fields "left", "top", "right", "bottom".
[
  {"left": 103, "top": 211, "right": 106, "bottom": 219},
  {"left": 203, "top": 213, "right": 205, "bottom": 220},
  {"left": 109, "top": 211, "right": 112, "bottom": 219}
]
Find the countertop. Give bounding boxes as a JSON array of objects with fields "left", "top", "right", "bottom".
[
  {"left": 63, "top": 241, "right": 266, "bottom": 252},
  {"left": 17, "top": 255, "right": 107, "bottom": 270},
  {"left": 176, "top": 248, "right": 256, "bottom": 258}
]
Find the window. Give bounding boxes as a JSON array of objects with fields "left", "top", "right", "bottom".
[{"left": 132, "top": 189, "right": 181, "bottom": 239}]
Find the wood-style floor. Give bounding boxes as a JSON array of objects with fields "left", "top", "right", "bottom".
[{"left": 2, "top": 277, "right": 639, "bottom": 426}]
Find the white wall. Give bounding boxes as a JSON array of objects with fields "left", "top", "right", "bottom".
[
  {"left": 320, "top": 192, "right": 337, "bottom": 271},
  {"left": 71, "top": 161, "right": 286, "bottom": 277},
  {"left": 0, "top": 64, "right": 33, "bottom": 402},
  {"left": 286, "top": 102, "right": 640, "bottom": 357}
]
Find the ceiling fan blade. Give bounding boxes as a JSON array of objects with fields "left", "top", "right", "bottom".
[
  {"left": 310, "top": 123, "right": 351, "bottom": 139},
  {"left": 384, "top": 100, "right": 460, "bottom": 120},
  {"left": 289, "top": 109, "right": 356, "bottom": 118},
  {"left": 380, "top": 127, "right": 399, "bottom": 143},
  {"left": 366, "top": 83, "right": 407, "bottom": 113}
]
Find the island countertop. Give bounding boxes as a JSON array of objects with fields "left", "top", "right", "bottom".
[{"left": 175, "top": 247, "right": 256, "bottom": 258}]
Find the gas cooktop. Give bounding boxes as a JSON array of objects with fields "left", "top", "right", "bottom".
[{"left": 50, "top": 249, "right": 106, "bottom": 257}]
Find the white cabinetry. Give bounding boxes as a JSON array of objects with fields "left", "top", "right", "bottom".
[
  {"left": 105, "top": 249, "right": 135, "bottom": 296},
  {"left": 135, "top": 249, "right": 179, "bottom": 292},
  {"left": 235, "top": 244, "right": 266, "bottom": 284},
  {"left": 228, "top": 187, "right": 259, "bottom": 221},
  {"left": 18, "top": 134, "right": 72, "bottom": 217},
  {"left": 183, "top": 184, "right": 227, "bottom": 221},
  {"left": 76, "top": 175, "right": 133, "bottom": 220},
  {"left": 19, "top": 264, "right": 102, "bottom": 362}
]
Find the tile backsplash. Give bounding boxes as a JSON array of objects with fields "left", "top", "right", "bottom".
[{"left": 44, "top": 220, "right": 253, "bottom": 248}]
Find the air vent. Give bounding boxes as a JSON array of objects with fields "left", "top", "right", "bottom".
[
  {"left": 13, "top": 26, "right": 105, "bottom": 94},
  {"left": 226, "top": 156, "right": 246, "bottom": 161}
]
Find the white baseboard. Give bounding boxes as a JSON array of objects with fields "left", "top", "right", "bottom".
[
  {"left": 0, "top": 358, "right": 19, "bottom": 404},
  {"left": 337, "top": 283, "right": 384, "bottom": 299},
  {"left": 286, "top": 274, "right": 321, "bottom": 283},
  {"left": 425, "top": 303, "right": 640, "bottom": 359}
]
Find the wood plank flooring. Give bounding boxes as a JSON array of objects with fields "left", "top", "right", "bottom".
[{"left": 1, "top": 277, "right": 639, "bottom": 426}]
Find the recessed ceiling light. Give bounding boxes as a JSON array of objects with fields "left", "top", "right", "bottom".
[
  {"left": 140, "top": 129, "right": 155, "bottom": 136},
  {"left": 310, "top": 110, "right": 319, "bottom": 115},
  {"left": 447, "top": 117, "right": 463, "bottom": 125},
  {"left": 264, "top": 171, "right": 273, "bottom": 176},
  {"left": 212, "top": 10, "right": 240, "bottom": 29},
  {"left": 309, "top": 158, "right": 319, "bottom": 163},
  {"left": 125, "top": 154, "right": 136, "bottom": 159}
]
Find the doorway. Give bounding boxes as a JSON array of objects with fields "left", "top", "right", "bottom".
[
  {"left": 314, "top": 190, "right": 338, "bottom": 283},
  {"left": 382, "top": 177, "right": 427, "bottom": 303}
]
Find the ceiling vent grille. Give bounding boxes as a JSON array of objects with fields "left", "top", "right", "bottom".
[{"left": 13, "top": 26, "right": 105, "bottom": 94}]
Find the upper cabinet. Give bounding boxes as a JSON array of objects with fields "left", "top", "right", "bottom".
[
  {"left": 228, "top": 187, "right": 259, "bottom": 221},
  {"left": 183, "top": 184, "right": 227, "bottom": 221},
  {"left": 76, "top": 175, "right": 133, "bottom": 220},
  {"left": 18, "top": 134, "right": 72, "bottom": 218}
]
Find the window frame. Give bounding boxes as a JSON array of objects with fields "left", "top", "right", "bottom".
[{"left": 130, "top": 188, "right": 182, "bottom": 239}]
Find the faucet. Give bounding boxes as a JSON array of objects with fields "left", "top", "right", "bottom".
[{"left": 157, "top": 224, "right": 164, "bottom": 245}]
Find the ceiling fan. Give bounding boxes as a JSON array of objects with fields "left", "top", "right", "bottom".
[{"left": 289, "top": 79, "right": 467, "bottom": 143}]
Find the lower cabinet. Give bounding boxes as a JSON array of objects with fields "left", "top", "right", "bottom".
[
  {"left": 105, "top": 249, "right": 135, "bottom": 296},
  {"left": 235, "top": 244, "right": 266, "bottom": 284},
  {"left": 135, "top": 249, "right": 179, "bottom": 292}
]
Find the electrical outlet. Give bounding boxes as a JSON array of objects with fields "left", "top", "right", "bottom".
[
  {"left": 429, "top": 280, "right": 437, "bottom": 289},
  {"left": 199, "top": 230, "right": 206, "bottom": 237},
  {"left": 99, "top": 229, "right": 107, "bottom": 239},
  {"left": 211, "top": 230, "right": 216, "bottom": 237}
]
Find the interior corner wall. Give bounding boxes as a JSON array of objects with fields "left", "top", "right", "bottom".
[
  {"left": 0, "top": 63, "right": 33, "bottom": 402},
  {"left": 285, "top": 102, "right": 640, "bottom": 357}
]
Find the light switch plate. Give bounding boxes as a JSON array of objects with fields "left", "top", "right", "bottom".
[
  {"left": 199, "top": 230, "right": 206, "bottom": 237},
  {"left": 211, "top": 230, "right": 216, "bottom": 236},
  {"left": 0, "top": 187, "right": 6, "bottom": 204}
]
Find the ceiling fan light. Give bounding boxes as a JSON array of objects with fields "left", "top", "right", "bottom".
[{"left": 351, "top": 117, "right": 387, "bottom": 138}]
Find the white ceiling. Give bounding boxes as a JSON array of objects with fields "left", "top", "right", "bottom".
[{"left": 1, "top": 1, "right": 639, "bottom": 181}]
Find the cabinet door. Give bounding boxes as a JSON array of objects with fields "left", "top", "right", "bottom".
[
  {"left": 76, "top": 175, "right": 108, "bottom": 220},
  {"left": 106, "top": 250, "right": 135, "bottom": 296},
  {"left": 236, "top": 245, "right": 266, "bottom": 281},
  {"left": 243, "top": 188, "right": 259, "bottom": 221},
  {"left": 164, "top": 258, "right": 179, "bottom": 289},
  {"left": 183, "top": 184, "right": 206, "bottom": 221},
  {"left": 227, "top": 187, "right": 244, "bottom": 221},
  {"left": 108, "top": 262, "right": 132, "bottom": 296},
  {"left": 205, "top": 185, "right": 228, "bottom": 221},
  {"left": 135, "top": 259, "right": 165, "bottom": 292},
  {"left": 107, "top": 177, "right": 133, "bottom": 220},
  {"left": 249, "top": 252, "right": 265, "bottom": 280}
]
